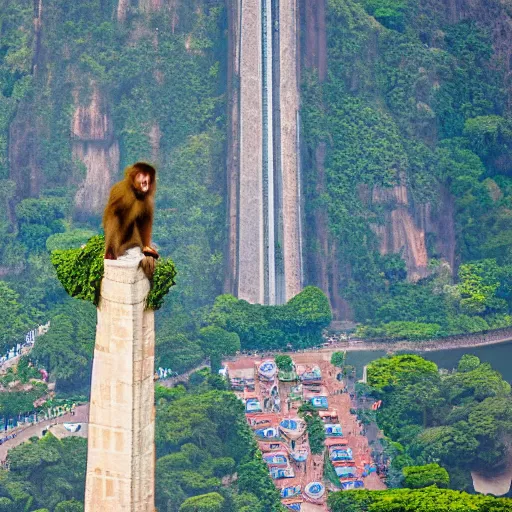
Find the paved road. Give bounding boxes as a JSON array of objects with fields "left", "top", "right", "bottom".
[
  {"left": 0, "top": 360, "right": 210, "bottom": 461},
  {"left": 0, "top": 404, "right": 89, "bottom": 461},
  {"left": 158, "top": 361, "right": 210, "bottom": 388}
]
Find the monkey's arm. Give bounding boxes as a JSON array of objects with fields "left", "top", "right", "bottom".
[
  {"left": 137, "top": 208, "right": 154, "bottom": 248},
  {"left": 104, "top": 209, "right": 123, "bottom": 259},
  {"left": 103, "top": 183, "right": 128, "bottom": 259},
  {"left": 137, "top": 204, "right": 158, "bottom": 279}
]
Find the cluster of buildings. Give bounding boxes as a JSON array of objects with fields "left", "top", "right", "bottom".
[{"left": 225, "top": 356, "right": 379, "bottom": 511}]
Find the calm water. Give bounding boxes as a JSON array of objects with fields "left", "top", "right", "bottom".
[{"left": 346, "top": 341, "right": 512, "bottom": 382}]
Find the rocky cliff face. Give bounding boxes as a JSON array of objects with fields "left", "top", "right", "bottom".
[
  {"left": 9, "top": 102, "right": 41, "bottom": 199},
  {"left": 447, "top": 0, "right": 512, "bottom": 80},
  {"left": 72, "top": 85, "right": 119, "bottom": 217},
  {"left": 370, "top": 184, "right": 429, "bottom": 281},
  {"left": 302, "top": 0, "right": 353, "bottom": 319},
  {"left": 300, "top": 0, "right": 472, "bottom": 319}
]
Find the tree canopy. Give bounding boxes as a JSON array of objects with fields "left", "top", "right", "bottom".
[
  {"left": 366, "top": 354, "right": 512, "bottom": 489},
  {"left": 328, "top": 487, "right": 512, "bottom": 512}
]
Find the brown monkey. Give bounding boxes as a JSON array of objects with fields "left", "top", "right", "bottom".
[{"left": 103, "top": 162, "right": 159, "bottom": 278}]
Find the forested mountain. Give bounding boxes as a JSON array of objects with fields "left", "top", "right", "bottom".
[
  {"left": 0, "top": 0, "right": 229, "bottom": 382},
  {"left": 303, "top": 0, "right": 512, "bottom": 338},
  {"left": 2, "top": 0, "right": 512, "bottom": 354}
]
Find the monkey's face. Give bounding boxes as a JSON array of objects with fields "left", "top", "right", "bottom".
[{"left": 135, "top": 172, "right": 151, "bottom": 194}]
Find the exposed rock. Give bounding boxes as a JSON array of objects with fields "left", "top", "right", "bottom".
[
  {"left": 371, "top": 183, "right": 409, "bottom": 206},
  {"left": 73, "top": 142, "right": 120, "bottom": 217},
  {"left": 33, "top": 0, "right": 43, "bottom": 74},
  {"left": 370, "top": 182, "right": 457, "bottom": 280},
  {"left": 371, "top": 184, "right": 429, "bottom": 281},
  {"left": 8, "top": 102, "right": 40, "bottom": 198},
  {"left": 485, "top": 178, "right": 503, "bottom": 202},
  {"left": 71, "top": 88, "right": 113, "bottom": 143},
  {"left": 148, "top": 124, "right": 161, "bottom": 164},
  {"left": 72, "top": 85, "right": 119, "bottom": 216},
  {"left": 472, "top": 462, "right": 512, "bottom": 497},
  {"left": 117, "top": 0, "right": 130, "bottom": 22}
]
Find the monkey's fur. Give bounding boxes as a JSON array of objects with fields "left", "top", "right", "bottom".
[{"left": 103, "top": 162, "right": 159, "bottom": 279}]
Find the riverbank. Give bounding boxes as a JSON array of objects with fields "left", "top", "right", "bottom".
[{"left": 325, "top": 326, "right": 512, "bottom": 354}]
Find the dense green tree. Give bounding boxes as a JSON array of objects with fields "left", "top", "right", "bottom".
[
  {"left": 275, "top": 355, "right": 294, "bottom": 372},
  {"left": 178, "top": 493, "right": 224, "bottom": 512},
  {"left": 155, "top": 389, "right": 282, "bottom": 512},
  {"left": 156, "top": 333, "right": 205, "bottom": 375},
  {"left": 457, "top": 259, "right": 505, "bottom": 314},
  {"left": 402, "top": 464, "right": 450, "bottom": 489},
  {"left": 367, "top": 355, "right": 439, "bottom": 390},
  {"left": 199, "top": 326, "right": 240, "bottom": 372},
  {"left": 30, "top": 302, "right": 95, "bottom": 391},
  {"left": 237, "top": 458, "right": 282, "bottom": 512},
  {"left": 208, "top": 287, "right": 331, "bottom": 351},
  {"left": 330, "top": 352, "right": 345, "bottom": 368},
  {"left": 442, "top": 361, "right": 511, "bottom": 403},
  {"left": 54, "top": 501, "right": 84, "bottom": 512},
  {"left": 16, "top": 199, "right": 67, "bottom": 252},
  {"left": 232, "top": 492, "right": 264, "bottom": 512},
  {"left": 368, "top": 354, "right": 512, "bottom": 488},
  {"left": 0, "top": 280, "right": 33, "bottom": 352},
  {"left": 328, "top": 487, "right": 512, "bottom": 512},
  {"left": 6, "top": 434, "right": 86, "bottom": 510}
]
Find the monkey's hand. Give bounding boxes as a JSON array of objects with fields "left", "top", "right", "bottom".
[
  {"left": 105, "top": 248, "right": 116, "bottom": 260},
  {"left": 142, "top": 246, "right": 159, "bottom": 259},
  {"left": 140, "top": 255, "right": 156, "bottom": 280}
]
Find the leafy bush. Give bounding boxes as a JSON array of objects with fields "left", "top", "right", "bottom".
[
  {"left": 208, "top": 286, "right": 332, "bottom": 351},
  {"left": 331, "top": 351, "right": 345, "bottom": 367},
  {"left": 51, "top": 235, "right": 176, "bottom": 311},
  {"left": 402, "top": 463, "right": 450, "bottom": 489},
  {"left": 363, "top": 0, "right": 409, "bottom": 31},
  {"left": 275, "top": 355, "right": 294, "bottom": 372},
  {"left": 328, "top": 487, "right": 512, "bottom": 511}
]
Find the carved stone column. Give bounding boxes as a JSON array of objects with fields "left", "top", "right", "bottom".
[{"left": 85, "top": 256, "right": 155, "bottom": 512}]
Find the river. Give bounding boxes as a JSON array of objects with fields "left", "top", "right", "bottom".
[{"left": 346, "top": 341, "right": 512, "bottom": 382}]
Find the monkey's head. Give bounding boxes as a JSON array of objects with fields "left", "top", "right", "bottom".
[{"left": 126, "top": 162, "right": 156, "bottom": 198}]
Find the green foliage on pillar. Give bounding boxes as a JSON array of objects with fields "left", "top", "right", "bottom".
[
  {"left": 51, "top": 235, "right": 105, "bottom": 306},
  {"left": 51, "top": 235, "right": 177, "bottom": 310}
]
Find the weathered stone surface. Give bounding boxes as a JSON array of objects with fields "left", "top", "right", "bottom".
[
  {"left": 238, "top": 0, "right": 264, "bottom": 304},
  {"left": 72, "top": 84, "right": 119, "bottom": 217},
  {"left": 279, "top": 0, "right": 302, "bottom": 301},
  {"left": 85, "top": 259, "right": 155, "bottom": 512}
]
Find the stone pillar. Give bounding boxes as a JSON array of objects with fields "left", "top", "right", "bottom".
[{"left": 85, "top": 257, "right": 155, "bottom": 512}]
